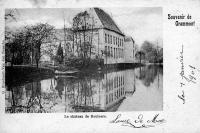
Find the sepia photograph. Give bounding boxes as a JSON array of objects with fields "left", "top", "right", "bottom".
[{"left": 5, "top": 7, "right": 163, "bottom": 113}]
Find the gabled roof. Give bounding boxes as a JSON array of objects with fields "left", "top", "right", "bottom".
[
  {"left": 94, "top": 8, "right": 124, "bottom": 35},
  {"left": 125, "top": 36, "right": 134, "bottom": 43},
  {"left": 124, "top": 36, "right": 132, "bottom": 42}
]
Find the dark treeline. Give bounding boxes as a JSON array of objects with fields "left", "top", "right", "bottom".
[
  {"left": 135, "top": 41, "right": 163, "bottom": 64},
  {"left": 5, "top": 23, "right": 55, "bottom": 68}
]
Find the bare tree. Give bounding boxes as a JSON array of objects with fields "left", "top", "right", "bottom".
[
  {"left": 5, "top": 9, "right": 17, "bottom": 21},
  {"left": 5, "top": 28, "right": 32, "bottom": 66},
  {"left": 135, "top": 51, "right": 145, "bottom": 64},
  {"left": 25, "top": 23, "right": 55, "bottom": 68},
  {"left": 72, "top": 11, "right": 95, "bottom": 61}
]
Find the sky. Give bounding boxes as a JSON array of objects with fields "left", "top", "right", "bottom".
[{"left": 5, "top": 7, "right": 162, "bottom": 47}]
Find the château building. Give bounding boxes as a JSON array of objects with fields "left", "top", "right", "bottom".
[{"left": 41, "top": 8, "right": 135, "bottom": 65}]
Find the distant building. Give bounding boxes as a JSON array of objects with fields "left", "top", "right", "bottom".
[{"left": 124, "top": 36, "right": 135, "bottom": 63}]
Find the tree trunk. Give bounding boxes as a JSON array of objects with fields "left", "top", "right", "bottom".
[
  {"left": 11, "top": 52, "right": 14, "bottom": 67},
  {"left": 36, "top": 46, "right": 41, "bottom": 68}
]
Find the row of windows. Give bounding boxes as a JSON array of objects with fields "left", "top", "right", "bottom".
[
  {"left": 105, "top": 75, "right": 125, "bottom": 92},
  {"left": 105, "top": 33, "right": 124, "bottom": 47},
  {"left": 106, "top": 87, "right": 125, "bottom": 104},
  {"left": 105, "top": 46, "right": 124, "bottom": 58}
]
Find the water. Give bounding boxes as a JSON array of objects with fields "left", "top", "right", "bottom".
[{"left": 5, "top": 65, "right": 163, "bottom": 113}]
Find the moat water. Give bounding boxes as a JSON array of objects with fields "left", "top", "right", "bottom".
[{"left": 5, "top": 65, "right": 163, "bottom": 113}]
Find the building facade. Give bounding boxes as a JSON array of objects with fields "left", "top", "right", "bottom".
[{"left": 124, "top": 36, "right": 135, "bottom": 63}]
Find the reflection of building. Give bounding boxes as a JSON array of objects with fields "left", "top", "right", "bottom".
[
  {"left": 124, "top": 69, "right": 136, "bottom": 96},
  {"left": 52, "top": 71, "right": 126, "bottom": 112},
  {"left": 102, "top": 71, "right": 125, "bottom": 111}
]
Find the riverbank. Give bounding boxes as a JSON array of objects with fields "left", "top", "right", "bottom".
[{"left": 6, "top": 66, "right": 54, "bottom": 87}]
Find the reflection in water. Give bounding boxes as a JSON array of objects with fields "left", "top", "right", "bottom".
[
  {"left": 137, "top": 65, "right": 162, "bottom": 87},
  {"left": 5, "top": 65, "right": 163, "bottom": 113}
]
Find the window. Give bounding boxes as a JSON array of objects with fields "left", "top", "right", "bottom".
[
  {"left": 111, "top": 79, "right": 113, "bottom": 90},
  {"left": 122, "top": 49, "right": 123, "bottom": 58},
  {"left": 114, "top": 77, "right": 116, "bottom": 88},
  {"left": 119, "top": 48, "right": 120, "bottom": 59},
  {"left": 118, "top": 76, "right": 120, "bottom": 87},
  {"left": 123, "top": 76, "right": 124, "bottom": 85},
  {"left": 119, "top": 76, "right": 121, "bottom": 87},
  {"left": 110, "top": 47, "right": 113, "bottom": 57},
  {"left": 121, "top": 49, "right": 122, "bottom": 58},
  {"left": 108, "top": 46, "right": 110, "bottom": 57},
  {"left": 118, "top": 49, "right": 119, "bottom": 58},
  {"left": 108, "top": 34, "right": 109, "bottom": 44},
  {"left": 119, "top": 48, "right": 121, "bottom": 58},
  {"left": 116, "top": 76, "right": 118, "bottom": 88},
  {"left": 105, "top": 34, "right": 107, "bottom": 43},
  {"left": 114, "top": 48, "right": 115, "bottom": 58},
  {"left": 115, "top": 48, "right": 117, "bottom": 58},
  {"left": 118, "top": 38, "right": 119, "bottom": 46},
  {"left": 113, "top": 36, "right": 115, "bottom": 45},
  {"left": 105, "top": 46, "right": 107, "bottom": 55},
  {"left": 119, "top": 49, "right": 121, "bottom": 58},
  {"left": 121, "top": 76, "right": 122, "bottom": 86},
  {"left": 110, "top": 35, "right": 112, "bottom": 44},
  {"left": 116, "top": 48, "right": 118, "bottom": 58}
]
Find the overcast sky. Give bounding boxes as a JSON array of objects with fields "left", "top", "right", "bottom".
[{"left": 6, "top": 7, "right": 162, "bottom": 47}]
